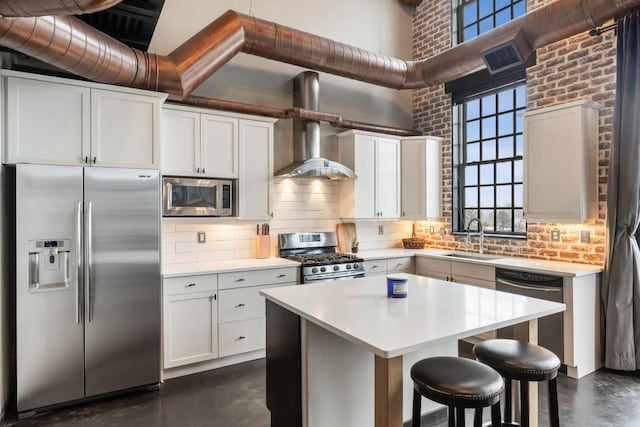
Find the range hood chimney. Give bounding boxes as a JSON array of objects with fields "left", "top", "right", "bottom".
[{"left": 275, "top": 72, "right": 356, "bottom": 180}]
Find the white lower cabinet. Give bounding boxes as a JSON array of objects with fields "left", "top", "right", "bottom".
[
  {"left": 163, "top": 291, "right": 218, "bottom": 369},
  {"left": 364, "top": 256, "right": 414, "bottom": 276},
  {"left": 219, "top": 318, "right": 266, "bottom": 358},
  {"left": 162, "top": 267, "right": 299, "bottom": 373}
]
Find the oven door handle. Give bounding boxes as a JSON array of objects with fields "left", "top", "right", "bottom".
[{"left": 496, "top": 278, "right": 562, "bottom": 292}]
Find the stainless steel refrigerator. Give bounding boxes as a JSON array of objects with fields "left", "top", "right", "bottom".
[{"left": 14, "top": 164, "right": 161, "bottom": 414}]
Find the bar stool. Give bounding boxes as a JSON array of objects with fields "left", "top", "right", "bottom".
[
  {"left": 473, "top": 339, "right": 561, "bottom": 427},
  {"left": 410, "top": 356, "right": 503, "bottom": 427}
]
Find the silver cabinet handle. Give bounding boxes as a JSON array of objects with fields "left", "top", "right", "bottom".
[
  {"left": 76, "top": 202, "right": 83, "bottom": 324},
  {"left": 372, "top": 265, "right": 379, "bottom": 269},
  {"left": 395, "top": 263, "right": 403, "bottom": 267},
  {"left": 235, "top": 278, "right": 245, "bottom": 282},
  {"left": 202, "top": 168, "right": 206, "bottom": 174},
  {"left": 277, "top": 274, "right": 286, "bottom": 278},
  {"left": 86, "top": 201, "right": 93, "bottom": 322},
  {"left": 496, "top": 278, "right": 561, "bottom": 292},
  {"left": 235, "top": 303, "right": 245, "bottom": 308},
  {"left": 186, "top": 283, "right": 196, "bottom": 287},
  {"left": 92, "top": 156, "right": 97, "bottom": 164},
  {"left": 237, "top": 336, "right": 246, "bottom": 341},
  {"left": 196, "top": 167, "right": 200, "bottom": 173}
]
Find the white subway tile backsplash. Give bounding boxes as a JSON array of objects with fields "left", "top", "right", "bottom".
[{"left": 162, "top": 177, "right": 414, "bottom": 265}]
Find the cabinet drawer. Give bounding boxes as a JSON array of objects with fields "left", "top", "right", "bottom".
[
  {"left": 164, "top": 274, "right": 217, "bottom": 296},
  {"left": 416, "top": 257, "right": 450, "bottom": 276},
  {"left": 387, "top": 257, "right": 414, "bottom": 274},
  {"left": 219, "top": 318, "right": 266, "bottom": 357},
  {"left": 218, "top": 267, "right": 298, "bottom": 290},
  {"left": 219, "top": 284, "right": 279, "bottom": 323},
  {"left": 450, "top": 261, "right": 495, "bottom": 282},
  {"left": 365, "top": 260, "right": 387, "bottom": 275}
]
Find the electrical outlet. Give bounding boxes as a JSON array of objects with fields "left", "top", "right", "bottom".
[
  {"left": 580, "top": 230, "right": 591, "bottom": 244},
  {"left": 197, "top": 232, "right": 206, "bottom": 243},
  {"left": 429, "top": 226, "right": 436, "bottom": 233},
  {"left": 378, "top": 225, "right": 384, "bottom": 235},
  {"left": 550, "top": 229, "right": 560, "bottom": 242}
]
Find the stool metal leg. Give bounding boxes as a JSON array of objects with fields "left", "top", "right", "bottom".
[
  {"left": 504, "top": 377, "right": 513, "bottom": 423},
  {"left": 412, "top": 389, "right": 421, "bottom": 427},
  {"left": 448, "top": 406, "right": 455, "bottom": 427},
  {"left": 520, "top": 380, "right": 530, "bottom": 427},
  {"left": 473, "top": 408, "right": 483, "bottom": 427},
  {"left": 456, "top": 407, "right": 465, "bottom": 427},
  {"left": 411, "top": 389, "right": 422, "bottom": 427},
  {"left": 491, "top": 402, "right": 502, "bottom": 427},
  {"left": 548, "top": 378, "right": 560, "bottom": 427}
]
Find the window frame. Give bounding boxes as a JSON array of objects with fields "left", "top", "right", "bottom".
[{"left": 457, "top": 0, "right": 527, "bottom": 43}]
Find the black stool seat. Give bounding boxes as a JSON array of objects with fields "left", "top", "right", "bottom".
[
  {"left": 473, "top": 339, "right": 561, "bottom": 427},
  {"left": 410, "top": 357, "right": 503, "bottom": 426},
  {"left": 473, "top": 339, "right": 560, "bottom": 381},
  {"left": 411, "top": 356, "right": 504, "bottom": 407}
]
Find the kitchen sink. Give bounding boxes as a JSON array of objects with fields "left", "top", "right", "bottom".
[{"left": 444, "top": 252, "right": 505, "bottom": 261}]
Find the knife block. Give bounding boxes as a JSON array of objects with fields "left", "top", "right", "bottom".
[{"left": 256, "top": 235, "right": 270, "bottom": 259}]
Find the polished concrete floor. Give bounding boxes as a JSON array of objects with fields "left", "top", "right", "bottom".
[{"left": 7, "top": 359, "right": 640, "bottom": 427}]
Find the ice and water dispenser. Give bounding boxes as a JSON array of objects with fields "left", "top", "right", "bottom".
[{"left": 28, "top": 239, "right": 71, "bottom": 292}]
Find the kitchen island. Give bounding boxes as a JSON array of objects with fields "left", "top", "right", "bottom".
[{"left": 261, "top": 274, "right": 565, "bottom": 427}]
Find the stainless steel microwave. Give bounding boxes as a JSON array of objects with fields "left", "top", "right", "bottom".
[{"left": 163, "top": 177, "right": 233, "bottom": 217}]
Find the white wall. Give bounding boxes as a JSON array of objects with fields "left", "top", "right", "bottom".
[
  {"left": 162, "top": 178, "right": 413, "bottom": 264},
  {"left": 149, "top": 0, "right": 415, "bottom": 171}
]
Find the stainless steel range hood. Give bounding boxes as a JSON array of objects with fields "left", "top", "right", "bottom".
[{"left": 275, "top": 71, "right": 356, "bottom": 180}]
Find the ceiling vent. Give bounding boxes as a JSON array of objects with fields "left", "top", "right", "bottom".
[{"left": 481, "top": 29, "right": 533, "bottom": 75}]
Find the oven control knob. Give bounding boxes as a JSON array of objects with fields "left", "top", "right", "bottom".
[
  {"left": 333, "top": 265, "right": 340, "bottom": 271},
  {"left": 353, "top": 263, "right": 359, "bottom": 269},
  {"left": 346, "top": 264, "right": 352, "bottom": 269},
  {"left": 320, "top": 267, "right": 326, "bottom": 272},
  {"left": 312, "top": 267, "right": 318, "bottom": 273}
]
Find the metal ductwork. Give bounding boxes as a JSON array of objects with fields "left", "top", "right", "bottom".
[
  {"left": 275, "top": 71, "right": 356, "bottom": 180},
  {"left": 0, "top": 0, "right": 122, "bottom": 16},
  {"left": 0, "top": 0, "right": 637, "bottom": 100}
]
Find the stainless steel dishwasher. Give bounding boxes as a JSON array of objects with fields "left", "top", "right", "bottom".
[{"left": 496, "top": 268, "right": 564, "bottom": 361}]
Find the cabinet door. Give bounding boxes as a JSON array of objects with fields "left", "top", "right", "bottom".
[
  {"left": 91, "top": 89, "right": 160, "bottom": 168},
  {"left": 161, "top": 109, "right": 200, "bottom": 176},
  {"left": 163, "top": 292, "right": 218, "bottom": 369},
  {"left": 200, "top": 114, "right": 238, "bottom": 178},
  {"left": 353, "top": 134, "right": 377, "bottom": 218},
  {"left": 375, "top": 137, "right": 400, "bottom": 218},
  {"left": 6, "top": 77, "right": 90, "bottom": 165},
  {"left": 401, "top": 138, "right": 442, "bottom": 220},
  {"left": 523, "top": 102, "right": 598, "bottom": 223},
  {"left": 239, "top": 119, "right": 273, "bottom": 220}
]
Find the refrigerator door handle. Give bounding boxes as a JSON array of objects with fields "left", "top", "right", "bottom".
[
  {"left": 76, "top": 201, "right": 83, "bottom": 324},
  {"left": 86, "top": 201, "right": 93, "bottom": 322}
]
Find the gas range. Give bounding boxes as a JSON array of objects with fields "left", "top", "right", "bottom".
[{"left": 279, "top": 232, "right": 365, "bottom": 284}]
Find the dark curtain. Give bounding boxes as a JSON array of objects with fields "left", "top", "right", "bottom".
[{"left": 602, "top": 9, "right": 640, "bottom": 371}]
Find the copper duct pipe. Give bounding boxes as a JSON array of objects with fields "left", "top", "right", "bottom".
[
  {"left": 174, "top": 96, "right": 420, "bottom": 137},
  {"left": 0, "top": 0, "right": 122, "bottom": 17},
  {"left": 0, "top": 0, "right": 637, "bottom": 96}
]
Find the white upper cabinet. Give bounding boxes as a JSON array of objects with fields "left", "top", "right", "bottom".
[
  {"left": 161, "top": 107, "right": 240, "bottom": 178},
  {"left": 401, "top": 136, "right": 442, "bottom": 220},
  {"left": 523, "top": 100, "right": 599, "bottom": 223},
  {"left": 201, "top": 114, "right": 239, "bottom": 178},
  {"left": 91, "top": 89, "right": 160, "bottom": 168},
  {"left": 338, "top": 130, "right": 401, "bottom": 219},
  {"left": 3, "top": 71, "right": 165, "bottom": 168},
  {"left": 160, "top": 108, "right": 200, "bottom": 175},
  {"left": 238, "top": 119, "right": 274, "bottom": 220},
  {"left": 5, "top": 76, "right": 90, "bottom": 166}
]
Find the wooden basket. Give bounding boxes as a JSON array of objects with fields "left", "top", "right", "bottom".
[{"left": 402, "top": 237, "right": 425, "bottom": 249}]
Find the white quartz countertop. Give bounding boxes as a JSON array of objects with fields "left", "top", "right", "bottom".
[
  {"left": 260, "top": 274, "right": 565, "bottom": 358},
  {"left": 358, "top": 248, "right": 602, "bottom": 277},
  {"left": 162, "top": 257, "right": 300, "bottom": 278}
]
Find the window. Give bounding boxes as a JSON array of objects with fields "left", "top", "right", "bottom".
[
  {"left": 452, "top": 0, "right": 527, "bottom": 236},
  {"left": 459, "top": 0, "right": 526, "bottom": 42},
  {"left": 456, "top": 84, "right": 526, "bottom": 235}
]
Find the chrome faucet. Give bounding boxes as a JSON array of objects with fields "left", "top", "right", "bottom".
[{"left": 466, "top": 218, "right": 484, "bottom": 254}]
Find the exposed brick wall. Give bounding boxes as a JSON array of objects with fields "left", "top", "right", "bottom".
[{"left": 411, "top": 0, "right": 615, "bottom": 266}]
